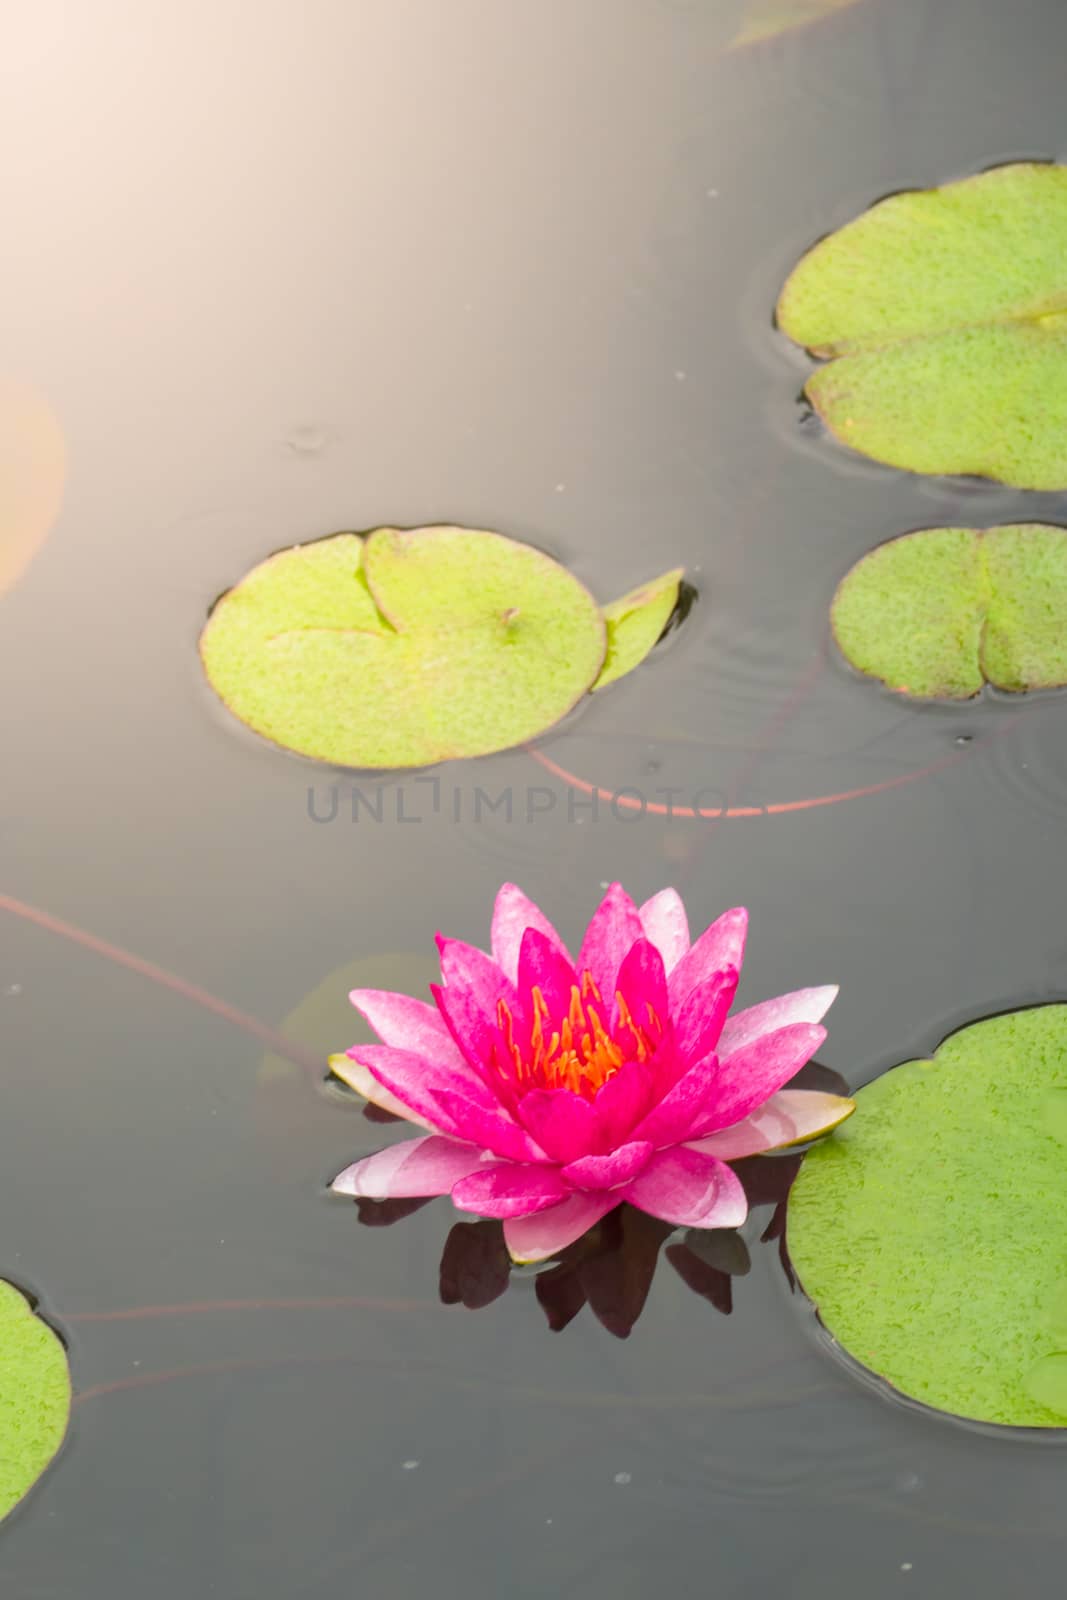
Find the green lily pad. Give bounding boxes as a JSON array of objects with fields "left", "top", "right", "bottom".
[
  {"left": 200, "top": 528, "right": 683, "bottom": 768},
  {"left": 258, "top": 950, "right": 438, "bottom": 1092},
  {"left": 832, "top": 523, "right": 1067, "bottom": 699},
  {"left": 731, "top": 0, "right": 861, "bottom": 46},
  {"left": 593, "top": 568, "right": 683, "bottom": 690},
  {"left": 254, "top": 951, "right": 440, "bottom": 1159},
  {"left": 0, "top": 1280, "right": 70, "bottom": 1520},
  {"left": 777, "top": 163, "right": 1067, "bottom": 488},
  {"left": 787, "top": 1006, "right": 1067, "bottom": 1427}
]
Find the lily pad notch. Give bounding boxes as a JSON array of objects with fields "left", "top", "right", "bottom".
[
  {"left": 0, "top": 1279, "right": 71, "bottom": 1522},
  {"left": 831, "top": 523, "right": 1067, "bottom": 700},
  {"left": 200, "top": 526, "right": 684, "bottom": 769},
  {"left": 787, "top": 1005, "right": 1067, "bottom": 1427},
  {"left": 778, "top": 163, "right": 1067, "bottom": 488}
]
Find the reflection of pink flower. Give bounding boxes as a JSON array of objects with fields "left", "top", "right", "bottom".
[{"left": 331, "top": 884, "right": 853, "bottom": 1262}]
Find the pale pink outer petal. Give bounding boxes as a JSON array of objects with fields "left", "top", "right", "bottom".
[
  {"left": 503, "top": 1192, "right": 621, "bottom": 1264},
  {"left": 716, "top": 985, "right": 839, "bottom": 1059},
  {"left": 691, "top": 1021, "right": 827, "bottom": 1136},
  {"left": 329, "top": 1052, "right": 439, "bottom": 1132},
  {"left": 349, "top": 989, "right": 466, "bottom": 1068},
  {"left": 667, "top": 907, "right": 748, "bottom": 1011},
  {"left": 348, "top": 998, "right": 486, "bottom": 1102},
  {"left": 490, "top": 883, "right": 572, "bottom": 985},
  {"left": 451, "top": 1163, "right": 571, "bottom": 1218},
  {"left": 330, "top": 1135, "right": 495, "bottom": 1198},
  {"left": 577, "top": 882, "right": 644, "bottom": 999},
  {"left": 561, "top": 1140, "right": 654, "bottom": 1190},
  {"left": 639, "top": 888, "right": 690, "bottom": 974},
  {"left": 350, "top": 1044, "right": 500, "bottom": 1128},
  {"left": 684, "top": 1089, "right": 855, "bottom": 1160},
  {"left": 621, "top": 1146, "right": 748, "bottom": 1229}
]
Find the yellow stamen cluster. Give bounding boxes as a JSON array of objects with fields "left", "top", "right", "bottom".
[{"left": 496, "top": 970, "right": 661, "bottom": 1099}]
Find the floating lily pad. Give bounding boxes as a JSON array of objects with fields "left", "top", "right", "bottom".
[
  {"left": 778, "top": 164, "right": 1067, "bottom": 488},
  {"left": 1, "top": 381, "right": 65, "bottom": 598},
  {"left": 788, "top": 1006, "right": 1067, "bottom": 1427},
  {"left": 832, "top": 523, "right": 1067, "bottom": 699},
  {"left": 200, "top": 528, "right": 682, "bottom": 768},
  {"left": 731, "top": 0, "right": 861, "bottom": 47},
  {"left": 255, "top": 951, "right": 440, "bottom": 1161},
  {"left": 593, "top": 568, "right": 683, "bottom": 690},
  {"left": 258, "top": 950, "right": 438, "bottom": 1095},
  {"left": 0, "top": 1280, "right": 70, "bottom": 1520}
]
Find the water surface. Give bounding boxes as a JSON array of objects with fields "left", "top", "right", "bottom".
[{"left": 4, "top": 1, "right": 1067, "bottom": 1593}]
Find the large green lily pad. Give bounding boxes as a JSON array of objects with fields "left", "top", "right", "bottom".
[
  {"left": 0, "top": 1280, "right": 70, "bottom": 1520},
  {"left": 777, "top": 164, "right": 1067, "bottom": 488},
  {"left": 200, "top": 528, "right": 681, "bottom": 768},
  {"left": 832, "top": 523, "right": 1067, "bottom": 699},
  {"left": 788, "top": 1006, "right": 1067, "bottom": 1427}
]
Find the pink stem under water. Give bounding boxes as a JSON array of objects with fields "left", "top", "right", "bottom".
[
  {"left": 66, "top": 1295, "right": 430, "bottom": 1323},
  {"left": 0, "top": 890, "right": 322, "bottom": 1074},
  {"left": 526, "top": 719, "right": 1014, "bottom": 818}
]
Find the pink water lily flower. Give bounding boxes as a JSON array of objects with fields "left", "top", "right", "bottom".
[{"left": 330, "top": 884, "right": 853, "bottom": 1262}]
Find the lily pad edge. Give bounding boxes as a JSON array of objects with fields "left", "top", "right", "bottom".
[
  {"left": 786, "top": 999, "right": 1067, "bottom": 1432},
  {"left": 201, "top": 526, "right": 688, "bottom": 769},
  {"left": 0, "top": 1276, "right": 72, "bottom": 1523}
]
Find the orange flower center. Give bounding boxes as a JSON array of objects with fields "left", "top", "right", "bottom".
[{"left": 495, "top": 969, "right": 662, "bottom": 1099}]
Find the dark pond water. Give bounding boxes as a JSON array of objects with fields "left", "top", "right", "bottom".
[{"left": 5, "top": 0, "right": 1067, "bottom": 1593}]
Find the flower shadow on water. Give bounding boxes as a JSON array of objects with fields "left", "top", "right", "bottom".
[{"left": 349, "top": 1058, "right": 845, "bottom": 1337}]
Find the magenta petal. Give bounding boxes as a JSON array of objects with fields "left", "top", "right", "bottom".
[
  {"left": 353, "top": 1043, "right": 499, "bottom": 1127},
  {"left": 691, "top": 1021, "right": 828, "bottom": 1136},
  {"left": 639, "top": 888, "right": 690, "bottom": 974},
  {"left": 430, "top": 1088, "right": 547, "bottom": 1162},
  {"left": 611, "top": 938, "right": 668, "bottom": 1035},
  {"left": 331, "top": 1135, "right": 494, "bottom": 1198},
  {"left": 577, "top": 882, "right": 644, "bottom": 1000},
  {"left": 590, "top": 1058, "right": 655, "bottom": 1149},
  {"left": 686, "top": 1089, "right": 854, "bottom": 1160},
  {"left": 562, "top": 1141, "right": 654, "bottom": 1190},
  {"left": 517, "top": 928, "right": 579, "bottom": 1025},
  {"left": 630, "top": 1050, "right": 722, "bottom": 1148},
  {"left": 716, "top": 986, "right": 838, "bottom": 1059},
  {"left": 503, "top": 1192, "right": 620, "bottom": 1263},
  {"left": 430, "top": 983, "right": 499, "bottom": 1083},
  {"left": 490, "top": 883, "right": 572, "bottom": 986},
  {"left": 434, "top": 938, "right": 518, "bottom": 1069},
  {"left": 451, "top": 1163, "right": 571, "bottom": 1219},
  {"left": 357, "top": 1049, "right": 540, "bottom": 1162},
  {"left": 331, "top": 1053, "right": 439, "bottom": 1131},
  {"left": 668, "top": 907, "right": 748, "bottom": 1010},
  {"left": 622, "top": 1146, "right": 748, "bottom": 1229},
  {"left": 516, "top": 1088, "right": 599, "bottom": 1163},
  {"left": 673, "top": 967, "right": 739, "bottom": 1065}
]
